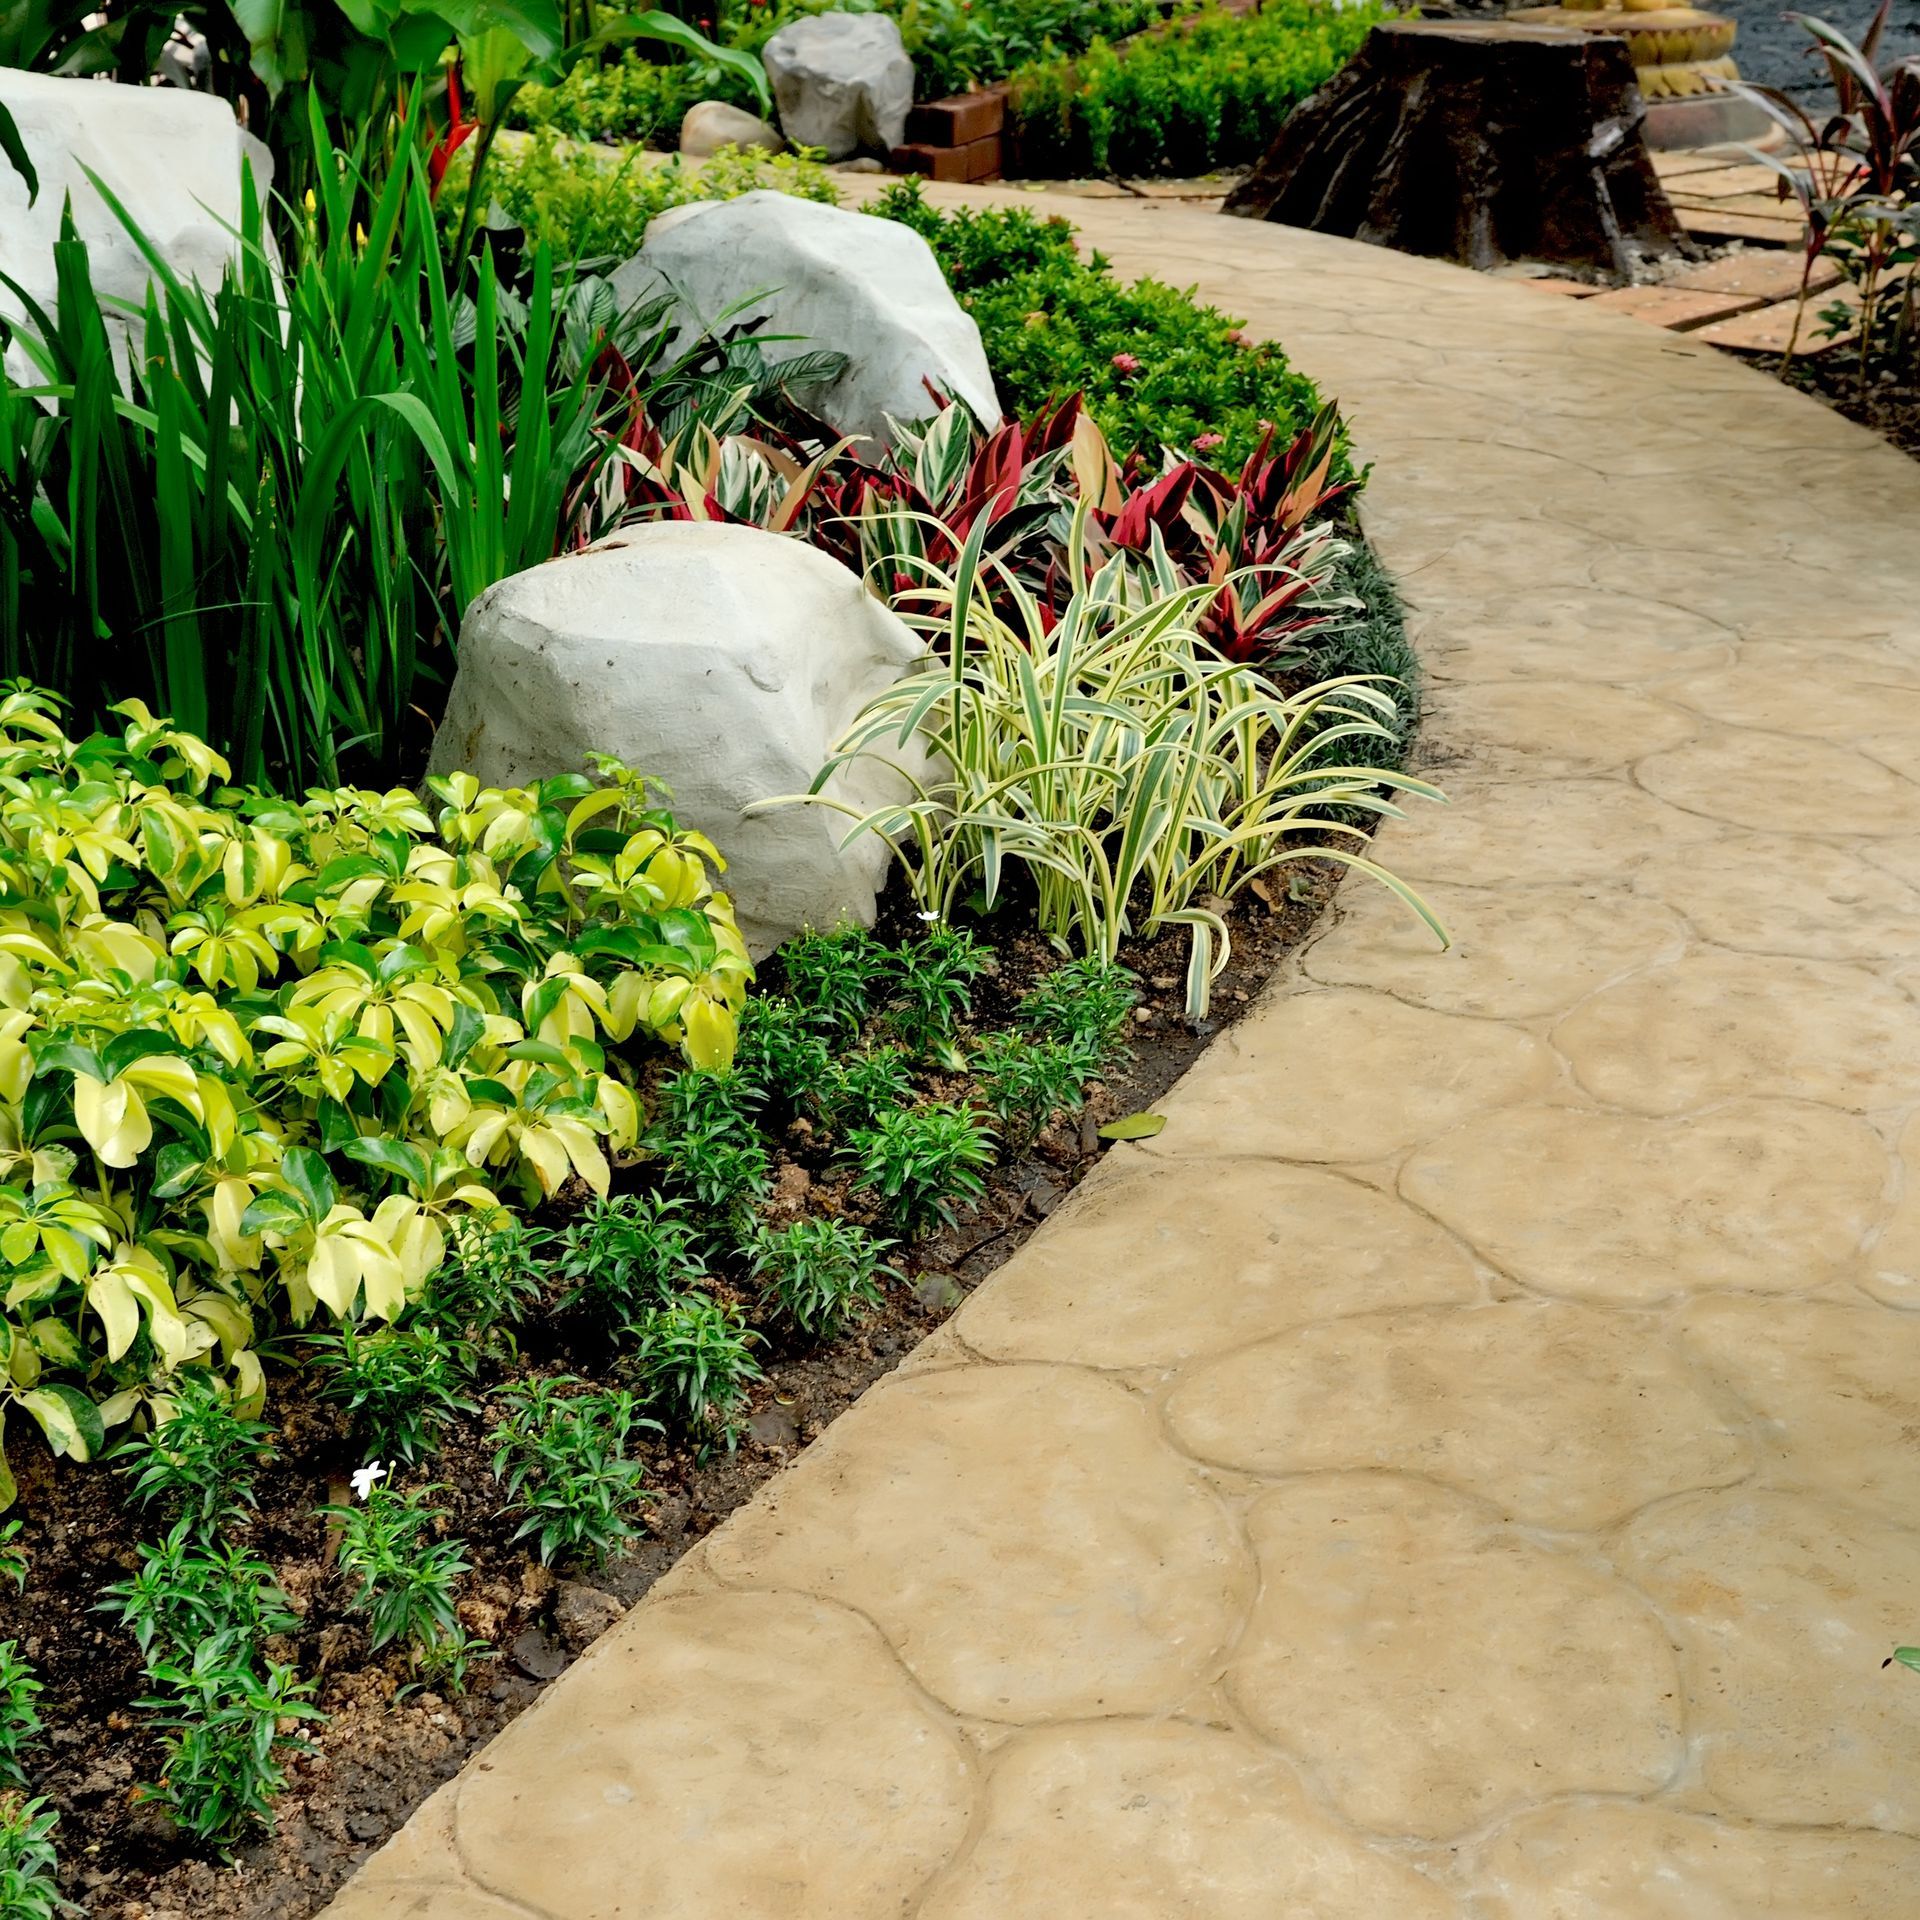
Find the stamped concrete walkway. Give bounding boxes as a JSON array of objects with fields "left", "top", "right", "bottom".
[{"left": 326, "top": 200, "right": 1920, "bottom": 1917}]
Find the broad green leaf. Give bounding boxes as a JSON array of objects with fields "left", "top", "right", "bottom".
[
  {"left": 22, "top": 1383, "right": 104, "bottom": 1462},
  {"left": 279, "top": 1144, "right": 337, "bottom": 1223},
  {"left": 1098, "top": 1112, "right": 1167, "bottom": 1141}
]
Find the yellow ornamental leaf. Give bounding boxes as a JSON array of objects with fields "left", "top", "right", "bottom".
[
  {"left": 645, "top": 977, "right": 692, "bottom": 1035},
  {"left": 456, "top": 1110, "right": 510, "bottom": 1169},
  {"left": 74, "top": 1074, "right": 152, "bottom": 1170},
  {"left": 180, "top": 1285, "right": 252, "bottom": 1359},
  {"left": 123, "top": 1056, "right": 202, "bottom": 1116},
  {"left": 516, "top": 1124, "right": 573, "bottom": 1198},
  {"left": 372, "top": 1196, "right": 443, "bottom": 1296},
  {"left": 197, "top": 1076, "right": 239, "bottom": 1157},
  {"left": 302, "top": 1228, "right": 362, "bottom": 1318},
  {"left": 597, "top": 1077, "right": 641, "bottom": 1153},
  {"left": 87, "top": 1265, "right": 141, "bottom": 1361},
  {"left": 425, "top": 1073, "right": 471, "bottom": 1138},
  {"left": 0, "top": 953, "right": 31, "bottom": 1008},
  {"left": 546, "top": 1115, "right": 610, "bottom": 1197},
  {"left": 681, "top": 993, "right": 737, "bottom": 1073},
  {"left": 342, "top": 1223, "right": 407, "bottom": 1321},
  {"left": 230, "top": 1348, "right": 267, "bottom": 1418},
  {"left": 208, "top": 1177, "right": 263, "bottom": 1271},
  {"left": 604, "top": 972, "right": 644, "bottom": 1044},
  {"left": 0, "top": 1010, "right": 35, "bottom": 1105}
]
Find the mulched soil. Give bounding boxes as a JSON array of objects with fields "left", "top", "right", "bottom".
[
  {"left": 1, "top": 853, "right": 1355, "bottom": 1920},
  {"left": 1786, "top": 350, "right": 1920, "bottom": 459}
]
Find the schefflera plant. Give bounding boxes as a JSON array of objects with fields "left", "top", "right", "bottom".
[
  {"left": 768, "top": 504, "right": 1445, "bottom": 1018},
  {"left": 0, "top": 687, "right": 749, "bottom": 1500}
]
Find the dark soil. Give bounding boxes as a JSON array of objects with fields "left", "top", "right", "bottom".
[
  {"left": 1787, "top": 349, "right": 1920, "bottom": 459},
  {"left": 1, "top": 856, "right": 1356, "bottom": 1920}
]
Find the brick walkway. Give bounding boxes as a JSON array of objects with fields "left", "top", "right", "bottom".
[{"left": 322, "top": 194, "right": 1920, "bottom": 1919}]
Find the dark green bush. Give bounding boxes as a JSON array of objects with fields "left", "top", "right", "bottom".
[
  {"left": 1009, "top": 0, "right": 1387, "bottom": 178},
  {"left": 873, "top": 181, "right": 1334, "bottom": 465}
]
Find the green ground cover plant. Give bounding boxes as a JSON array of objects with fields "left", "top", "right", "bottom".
[
  {"left": 0, "top": 1794, "right": 69, "bottom": 1919},
  {"left": 873, "top": 182, "right": 1336, "bottom": 466},
  {"left": 509, "top": 0, "right": 1161, "bottom": 144},
  {"left": 1009, "top": 0, "right": 1387, "bottom": 178},
  {"left": 327, "top": 1482, "right": 479, "bottom": 1685}
]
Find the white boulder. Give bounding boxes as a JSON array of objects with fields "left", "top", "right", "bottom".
[
  {"left": 429, "top": 522, "right": 931, "bottom": 957},
  {"left": 763, "top": 12, "right": 913, "bottom": 160},
  {"left": 610, "top": 191, "right": 1000, "bottom": 445},
  {"left": 0, "top": 71, "right": 268, "bottom": 375},
  {"left": 679, "top": 100, "right": 784, "bottom": 158}
]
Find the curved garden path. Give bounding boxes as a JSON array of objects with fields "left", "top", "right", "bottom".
[{"left": 325, "top": 196, "right": 1920, "bottom": 1917}]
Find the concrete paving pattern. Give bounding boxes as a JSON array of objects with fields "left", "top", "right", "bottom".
[{"left": 323, "top": 195, "right": 1920, "bottom": 1917}]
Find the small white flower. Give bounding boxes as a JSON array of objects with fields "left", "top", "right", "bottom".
[
  {"left": 351, "top": 1461, "right": 388, "bottom": 1501},
  {"left": 917, "top": 911, "right": 940, "bottom": 922}
]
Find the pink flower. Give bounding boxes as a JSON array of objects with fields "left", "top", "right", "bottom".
[
  {"left": 1193, "top": 432, "right": 1224, "bottom": 451},
  {"left": 1110, "top": 352, "right": 1141, "bottom": 375}
]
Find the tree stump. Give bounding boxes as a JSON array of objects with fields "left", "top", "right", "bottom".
[{"left": 1222, "top": 20, "right": 1694, "bottom": 278}]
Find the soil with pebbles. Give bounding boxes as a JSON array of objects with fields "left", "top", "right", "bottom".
[{"left": 2, "top": 853, "right": 1360, "bottom": 1920}]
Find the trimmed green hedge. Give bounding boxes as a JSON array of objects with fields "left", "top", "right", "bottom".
[{"left": 1009, "top": 0, "right": 1388, "bottom": 178}]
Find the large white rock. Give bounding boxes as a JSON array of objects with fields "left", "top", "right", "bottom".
[
  {"left": 610, "top": 191, "right": 1000, "bottom": 444},
  {"left": 0, "top": 71, "right": 268, "bottom": 374},
  {"left": 763, "top": 11, "right": 913, "bottom": 159},
  {"left": 430, "top": 523, "right": 931, "bottom": 957}
]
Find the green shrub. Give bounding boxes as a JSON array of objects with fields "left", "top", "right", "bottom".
[
  {"left": 873, "top": 182, "right": 1334, "bottom": 465},
  {"left": 1009, "top": 0, "right": 1386, "bottom": 178},
  {"left": 311, "top": 1325, "right": 479, "bottom": 1467},
  {"left": 746, "top": 1219, "right": 895, "bottom": 1339},
  {"left": 971, "top": 1032, "right": 1095, "bottom": 1148},
  {"left": 883, "top": 925, "right": 990, "bottom": 1063},
  {"left": 326, "top": 1484, "right": 479, "bottom": 1687},
  {"left": 101, "top": 1520, "right": 300, "bottom": 1670},
  {"left": 136, "top": 1635, "right": 323, "bottom": 1854},
  {"left": 848, "top": 1104, "right": 997, "bottom": 1235},
  {"left": 513, "top": 49, "right": 748, "bottom": 146},
  {"left": 558, "top": 1193, "right": 710, "bottom": 1332},
  {"left": 1016, "top": 959, "right": 1140, "bottom": 1058},
  {"left": 0, "top": 1794, "right": 71, "bottom": 1920},
  {"left": 113, "top": 1373, "right": 275, "bottom": 1536},
  {"left": 0, "top": 1644, "right": 42, "bottom": 1793},
  {"left": 820, "top": 1045, "right": 917, "bottom": 1132},
  {"left": 459, "top": 135, "right": 840, "bottom": 263},
  {"left": 491, "top": 1379, "right": 657, "bottom": 1566},
  {"left": 0, "top": 691, "right": 747, "bottom": 1503},
  {"left": 629, "top": 1292, "right": 763, "bottom": 1440},
  {"left": 777, "top": 925, "right": 893, "bottom": 1038}
]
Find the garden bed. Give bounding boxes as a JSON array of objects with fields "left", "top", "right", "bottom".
[
  {"left": 12, "top": 851, "right": 1361, "bottom": 1920},
  {"left": 0, "top": 113, "right": 1434, "bottom": 1920}
]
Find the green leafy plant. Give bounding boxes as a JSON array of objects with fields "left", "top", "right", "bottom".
[
  {"left": 820, "top": 1045, "right": 917, "bottom": 1132},
  {"left": 311, "top": 1324, "right": 480, "bottom": 1467},
  {"left": 422, "top": 1216, "right": 550, "bottom": 1346},
  {"left": 779, "top": 926, "right": 894, "bottom": 1039},
  {"left": 326, "top": 1484, "right": 480, "bottom": 1688},
  {"left": 559, "top": 1192, "right": 710, "bottom": 1330},
  {"left": 113, "top": 1370, "right": 275, "bottom": 1535},
  {"left": 650, "top": 1071, "right": 774, "bottom": 1218},
  {"left": 0, "top": 1644, "right": 43, "bottom": 1793},
  {"left": 0, "top": 1793, "right": 70, "bottom": 1920},
  {"left": 733, "top": 998, "right": 835, "bottom": 1113},
  {"left": 746, "top": 1218, "right": 896, "bottom": 1339},
  {"left": 629, "top": 1292, "right": 763, "bottom": 1438},
  {"left": 885, "top": 925, "right": 990, "bottom": 1064},
  {"left": 775, "top": 510, "right": 1443, "bottom": 1017},
  {"left": 873, "top": 183, "right": 1339, "bottom": 468},
  {"left": 101, "top": 1519, "right": 300, "bottom": 1669},
  {"left": 0, "top": 1523, "right": 27, "bottom": 1594},
  {"left": 491, "top": 1378, "right": 657, "bottom": 1565},
  {"left": 847, "top": 1104, "right": 996, "bottom": 1236},
  {"left": 1007, "top": 0, "right": 1384, "bottom": 178},
  {"left": 0, "top": 133, "right": 603, "bottom": 789},
  {"left": 1016, "top": 958, "right": 1139, "bottom": 1058},
  {"left": 457, "top": 135, "right": 841, "bottom": 264},
  {"left": 971, "top": 1032, "right": 1095, "bottom": 1149},
  {"left": 135, "top": 1634, "right": 324, "bottom": 1855},
  {"left": 0, "top": 690, "right": 748, "bottom": 1506}
]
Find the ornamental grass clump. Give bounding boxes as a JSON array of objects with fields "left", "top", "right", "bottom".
[{"left": 773, "top": 509, "right": 1443, "bottom": 1018}]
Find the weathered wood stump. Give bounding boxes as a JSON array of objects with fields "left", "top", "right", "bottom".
[{"left": 1222, "top": 20, "right": 1694, "bottom": 278}]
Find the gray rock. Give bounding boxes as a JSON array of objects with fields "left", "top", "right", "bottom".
[
  {"left": 0, "top": 71, "right": 269, "bottom": 381},
  {"left": 430, "top": 521, "right": 932, "bottom": 957},
  {"left": 763, "top": 11, "right": 913, "bottom": 159},
  {"left": 611, "top": 190, "right": 1000, "bottom": 446},
  {"left": 679, "top": 99, "right": 784, "bottom": 158},
  {"left": 553, "top": 1581, "right": 627, "bottom": 1653}
]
